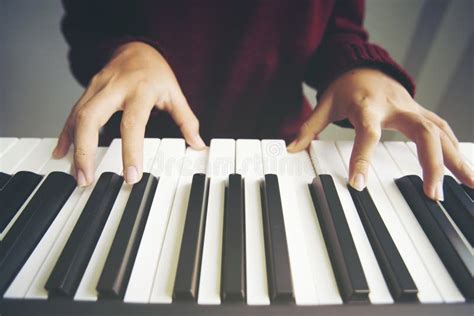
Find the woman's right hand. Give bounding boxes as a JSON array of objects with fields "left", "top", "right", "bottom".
[{"left": 53, "top": 41, "right": 205, "bottom": 186}]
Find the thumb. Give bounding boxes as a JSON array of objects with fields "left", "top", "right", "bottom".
[{"left": 287, "top": 97, "right": 331, "bottom": 152}]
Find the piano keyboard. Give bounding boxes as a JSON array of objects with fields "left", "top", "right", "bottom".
[{"left": 0, "top": 137, "right": 472, "bottom": 316}]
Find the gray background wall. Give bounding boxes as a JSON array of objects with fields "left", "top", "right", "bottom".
[{"left": 0, "top": 0, "right": 473, "bottom": 141}]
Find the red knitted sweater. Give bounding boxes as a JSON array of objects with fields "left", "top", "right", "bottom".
[{"left": 61, "top": 0, "right": 415, "bottom": 143}]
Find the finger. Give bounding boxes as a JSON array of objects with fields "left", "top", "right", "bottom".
[
  {"left": 398, "top": 114, "right": 445, "bottom": 200},
  {"left": 73, "top": 91, "right": 120, "bottom": 186},
  {"left": 120, "top": 94, "right": 154, "bottom": 184},
  {"left": 167, "top": 91, "right": 205, "bottom": 149},
  {"left": 287, "top": 98, "right": 331, "bottom": 152},
  {"left": 441, "top": 133, "right": 474, "bottom": 188},
  {"left": 421, "top": 108, "right": 459, "bottom": 149},
  {"left": 53, "top": 120, "right": 73, "bottom": 158},
  {"left": 53, "top": 85, "right": 100, "bottom": 158},
  {"left": 348, "top": 117, "right": 382, "bottom": 191}
]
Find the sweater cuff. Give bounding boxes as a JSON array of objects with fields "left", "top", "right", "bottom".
[{"left": 313, "top": 41, "right": 415, "bottom": 98}]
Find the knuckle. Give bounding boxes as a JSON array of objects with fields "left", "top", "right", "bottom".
[
  {"left": 363, "top": 125, "right": 381, "bottom": 141},
  {"left": 75, "top": 107, "right": 93, "bottom": 124},
  {"left": 418, "top": 120, "right": 439, "bottom": 136},
  {"left": 438, "top": 118, "right": 450, "bottom": 130},
  {"left": 120, "top": 115, "right": 140, "bottom": 131},
  {"left": 74, "top": 146, "right": 90, "bottom": 162},
  {"left": 91, "top": 71, "right": 106, "bottom": 85},
  {"left": 134, "top": 78, "right": 155, "bottom": 95},
  {"left": 353, "top": 157, "right": 371, "bottom": 172},
  {"left": 300, "top": 121, "right": 315, "bottom": 136}
]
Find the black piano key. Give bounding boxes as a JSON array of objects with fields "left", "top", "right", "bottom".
[
  {"left": 396, "top": 175, "right": 474, "bottom": 299},
  {"left": 461, "top": 184, "right": 474, "bottom": 201},
  {"left": 309, "top": 175, "right": 369, "bottom": 303},
  {"left": 260, "top": 174, "right": 293, "bottom": 303},
  {"left": 96, "top": 173, "right": 158, "bottom": 299},
  {"left": 173, "top": 173, "right": 209, "bottom": 301},
  {"left": 221, "top": 174, "right": 245, "bottom": 302},
  {"left": 0, "top": 172, "right": 75, "bottom": 294},
  {"left": 0, "top": 171, "right": 43, "bottom": 233},
  {"left": 0, "top": 172, "right": 11, "bottom": 189},
  {"left": 348, "top": 186, "right": 418, "bottom": 302},
  {"left": 45, "top": 172, "right": 123, "bottom": 298},
  {"left": 442, "top": 176, "right": 474, "bottom": 246}
]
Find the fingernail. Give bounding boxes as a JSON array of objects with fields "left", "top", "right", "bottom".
[
  {"left": 125, "top": 166, "right": 139, "bottom": 184},
  {"left": 193, "top": 134, "right": 206, "bottom": 149},
  {"left": 436, "top": 181, "right": 444, "bottom": 201},
  {"left": 352, "top": 173, "right": 366, "bottom": 191},
  {"left": 77, "top": 169, "right": 87, "bottom": 187}
]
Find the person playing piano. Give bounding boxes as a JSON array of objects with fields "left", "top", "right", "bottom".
[{"left": 53, "top": 0, "right": 473, "bottom": 201}]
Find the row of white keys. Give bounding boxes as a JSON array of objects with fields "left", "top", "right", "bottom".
[
  {"left": 0, "top": 137, "right": 18, "bottom": 158},
  {"left": 4, "top": 142, "right": 77, "bottom": 298},
  {"left": 149, "top": 147, "right": 209, "bottom": 303},
  {"left": 74, "top": 139, "right": 162, "bottom": 301},
  {"left": 198, "top": 139, "right": 235, "bottom": 305},
  {"left": 124, "top": 139, "right": 185, "bottom": 303},
  {"left": 288, "top": 149, "right": 342, "bottom": 305},
  {"left": 336, "top": 141, "right": 443, "bottom": 303},
  {"left": 24, "top": 141, "right": 120, "bottom": 299},
  {"left": 310, "top": 140, "right": 393, "bottom": 304},
  {"left": 236, "top": 139, "right": 269, "bottom": 305},
  {"left": 376, "top": 142, "right": 465, "bottom": 303},
  {"left": 0, "top": 138, "right": 58, "bottom": 240},
  {"left": 261, "top": 140, "right": 318, "bottom": 305}
]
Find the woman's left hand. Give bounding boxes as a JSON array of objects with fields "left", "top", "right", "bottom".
[{"left": 288, "top": 67, "right": 473, "bottom": 200}]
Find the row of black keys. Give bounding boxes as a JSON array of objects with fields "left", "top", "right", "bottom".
[{"left": 0, "top": 170, "right": 473, "bottom": 303}]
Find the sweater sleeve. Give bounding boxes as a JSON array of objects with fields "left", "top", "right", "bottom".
[
  {"left": 305, "top": 0, "right": 415, "bottom": 128},
  {"left": 61, "top": 0, "right": 161, "bottom": 87}
]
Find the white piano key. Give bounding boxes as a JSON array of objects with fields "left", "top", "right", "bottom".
[
  {"left": 459, "top": 143, "right": 473, "bottom": 167},
  {"left": 14, "top": 138, "right": 57, "bottom": 175},
  {"left": 336, "top": 141, "right": 443, "bottom": 303},
  {"left": 0, "top": 139, "right": 60, "bottom": 240},
  {"left": 374, "top": 142, "right": 465, "bottom": 303},
  {"left": 236, "top": 139, "right": 269, "bottom": 305},
  {"left": 75, "top": 139, "right": 161, "bottom": 301},
  {"left": 310, "top": 141, "right": 393, "bottom": 304},
  {"left": 125, "top": 139, "right": 185, "bottom": 303},
  {"left": 0, "top": 138, "right": 41, "bottom": 173},
  {"left": 0, "top": 137, "right": 18, "bottom": 158},
  {"left": 261, "top": 140, "right": 319, "bottom": 305},
  {"left": 3, "top": 142, "right": 78, "bottom": 299},
  {"left": 405, "top": 142, "right": 457, "bottom": 179},
  {"left": 25, "top": 147, "right": 108, "bottom": 300},
  {"left": 383, "top": 142, "right": 422, "bottom": 177},
  {"left": 198, "top": 139, "right": 235, "bottom": 305},
  {"left": 149, "top": 147, "right": 208, "bottom": 303},
  {"left": 289, "top": 150, "right": 342, "bottom": 305},
  {"left": 41, "top": 148, "right": 74, "bottom": 175}
]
